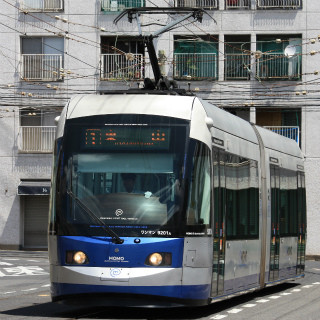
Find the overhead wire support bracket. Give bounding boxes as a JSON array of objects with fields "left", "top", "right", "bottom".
[{"left": 113, "top": 8, "right": 204, "bottom": 90}]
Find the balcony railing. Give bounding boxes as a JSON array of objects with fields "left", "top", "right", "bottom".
[
  {"left": 225, "top": 53, "right": 251, "bottom": 80},
  {"left": 256, "top": 53, "right": 301, "bottom": 80},
  {"left": 225, "top": 0, "right": 250, "bottom": 9},
  {"left": 18, "top": 126, "right": 56, "bottom": 153},
  {"left": 20, "top": 0, "right": 63, "bottom": 11},
  {"left": 101, "top": 0, "right": 145, "bottom": 12},
  {"left": 100, "top": 54, "right": 144, "bottom": 80},
  {"left": 21, "top": 54, "right": 63, "bottom": 81},
  {"left": 174, "top": 0, "right": 218, "bottom": 9},
  {"left": 174, "top": 53, "right": 218, "bottom": 80},
  {"left": 257, "top": 0, "right": 301, "bottom": 9},
  {"left": 264, "top": 126, "right": 299, "bottom": 144}
]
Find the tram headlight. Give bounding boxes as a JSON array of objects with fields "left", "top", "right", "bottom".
[
  {"left": 145, "top": 252, "right": 172, "bottom": 266},
  {"left": 66, "top": 251, "right": 88, "bottom": 265}
]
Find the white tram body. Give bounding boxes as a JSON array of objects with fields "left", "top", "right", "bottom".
[{"left": 49, "top": 94, "right": 306, "bottom": 306}]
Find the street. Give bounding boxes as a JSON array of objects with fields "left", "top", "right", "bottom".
[{"left": 0, "top": 250, "right": 319, "bottom": 320}]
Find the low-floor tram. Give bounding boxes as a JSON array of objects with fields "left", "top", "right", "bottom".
[{"left": 48, "top": 93, "right": 306, "bottom": 307}]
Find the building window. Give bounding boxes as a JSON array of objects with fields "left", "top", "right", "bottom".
[
  {"left": 256, "top": 108, "right": 301, "bottom": 145},
  {"left": 100, "top": 37, "right": 144, "bottom": 80},
  {"left": 21, "top": 37, "right": 64, "bottom": 81},
  {"left": 20, "top": 0, "right": 64, "bottom": 12},
  {"left": 257, "top": 0, "right": 302, "bottom": 9},
  {"left": 256, "top": 35, "right": 302, "bottom": 81},
  {"left": 174, "top": 36, "right": 218, "bottom": 80},
  {"left": 224, "top": 35, "right": 251, "bottom": 80},
  {"left": 225, "top": 0, "right": 250, "bottom": 9},
  {"left": 101, "top": 0, "right": 145, "bottom": 12},
  {"left": 174, "top": 0, "right": 218, "bottom": 9},
  {"left": 18, "top": 108, "right": 60, "bottom": 153}
]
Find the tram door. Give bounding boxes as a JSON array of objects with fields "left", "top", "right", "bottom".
[
  {"left": 297, "top": 172, "right": 306, "bottom": 275},
  {"left": 269, "top": 165, "right": 280, "bottom": 281},
  {"left": 211, "top": 149, "right": 226, "bottom": 297}
]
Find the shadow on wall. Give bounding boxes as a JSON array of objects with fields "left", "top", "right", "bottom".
[{"left": 252, "top": 11, "right": 299, "bottom": 28}]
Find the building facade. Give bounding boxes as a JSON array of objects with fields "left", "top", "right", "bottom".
[{"left": 0, "top": 0, "right": 319, "bottom": 256}]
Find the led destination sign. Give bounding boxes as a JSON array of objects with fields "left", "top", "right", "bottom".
[{"left": 84, "top": 126, "right": 170, "bottom": 150}]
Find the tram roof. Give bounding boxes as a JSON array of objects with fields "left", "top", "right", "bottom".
[{"left": 65, "top": 94, "right": 195, "bottom": 120}]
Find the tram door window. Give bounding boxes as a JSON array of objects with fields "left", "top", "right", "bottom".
[
  {"left": 297, "top": 172, "right": 306, "bottom": 274},
  {"left": 279, "top": 168, "right": 298, "bottom": 236},
  {"left": 186, "top": 142, "right": 211, "bottom": 227},
  {"left": 270, "top": 165, "right": 280, "bottom": 281},
  {"left": 211, "top": 149, "right": 226, "bottom": 297},
  {"left": 225, "top": 155, "right": 259, "bottom": 240}
]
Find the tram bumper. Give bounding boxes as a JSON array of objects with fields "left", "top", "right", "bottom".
[{"left": 50, "top": 265, "right": 210, "bottom": 306}]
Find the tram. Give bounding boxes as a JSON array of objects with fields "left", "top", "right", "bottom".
[{"left": 48, "top": 93, "right": 306, "bottom": 307}]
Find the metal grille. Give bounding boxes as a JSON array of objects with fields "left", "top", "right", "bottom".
[
  {"left": 175, "top": 0, "right": 218, "bottom": 9},
  {"left": 256, "top": 53, "right": 301, "bottom": 80},
  {"left": 174, "top": 53, "right": 218, "bottom": 80},
  {"left": 21, "top": 54, "right": 62, "bottom": 81},
  {"left": 257, "top": 0, "right": 301, "bottom": 8},
  {"left": 225, "top": 0, "right": 250, "bottom": 9},
  {"left": 18, "top": 126, "right": 56, "bottom": 153},
  {"left": 100, "top": 54, "right": 144, "bottom": 80},
  {"left": 225, "top": 53, "right": 251, "bottom": 80},
  {"left": 101, "top": 0, "right": 145, "bottom": 11},
  {"left": 264, "top": 126, "right": 300, "bottom": 144},
  {"left": 20, "top": 0, "right": 63, "bottom": 11}
]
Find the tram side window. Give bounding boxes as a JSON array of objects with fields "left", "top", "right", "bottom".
[
  {"left": 225, "top": 154, "right": 259, "bottom": 240},
  {"left": 279, "top": 168, "right": 298, "bottom": 236},
  {"left": 186, "top": 142, "right": 211, "bottom": 226}
]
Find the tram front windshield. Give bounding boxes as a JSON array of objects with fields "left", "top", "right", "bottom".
[{"left": 59, "top": 115, "right": 189, "bottom": 237}]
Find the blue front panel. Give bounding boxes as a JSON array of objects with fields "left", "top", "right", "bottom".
[
  {"left": 57, "top": 236, "right": 184, "bottom": 268},
  {"left": 51, "top": 282, "right": 210, "bottom": 300},
  {"left": 51, "top": 236, "right": 211, "bottom": 302}
]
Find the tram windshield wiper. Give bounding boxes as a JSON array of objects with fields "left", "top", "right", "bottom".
[{"left": 67, "top": 190, "right": 124, "bottom": 244}]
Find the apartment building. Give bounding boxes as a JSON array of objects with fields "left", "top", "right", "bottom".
[{"left": 0, "top": 0, "right": 319, "bottom": 256}]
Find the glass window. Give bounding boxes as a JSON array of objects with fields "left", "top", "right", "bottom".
[
  {"left": 57, "top": 114, "right": 190, "bottom": 237},
  {"left": 186, "top": 142, "right": 211, "bottom": 226},
  {"left": 279, "top": 168, "right": 298, "bottom": 236},
  {"left": 224, "top": 153, "right": 259, "bottom": 239}
]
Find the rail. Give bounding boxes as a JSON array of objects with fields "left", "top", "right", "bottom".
[
  {"left": 257, "top": 0, "right": 301, "bottom": 9},
  {"left": 225, "top": 53, "right": 251, "bottom": 80},
  {"left": 225, "top": 0, "right": 250, "bottom": 9},
  {"left": 264, "top": 126, "right": 299, "bottom": 144},
  {"left": 256, "top": 53, "right": 301, "bottom": 80},
  {"left": 100, "top": 53, "right": 144, "bottom": 80},
  {"left": 174, "top": 0, "right": 218, "bottom": 9},
  {"left": 101, "top": 0, "right": 145, "bottom": 12},
  {"left": 21, "top": 54, "right": 63, "bottom": 81},
  {"left": 174, "top": 52, "right": 218, "bottom": 80},
  {"left": 18, "top": 126, "right": 56, "bottom": 153}
]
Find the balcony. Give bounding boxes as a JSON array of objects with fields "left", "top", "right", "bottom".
[
  {"left": 101, "top": 0, "right": 145, "bottom": 12},
  {"left": 225, "top": 0, "right": 250, "bottom": 9},
  {"left": 100, "top": 54, "right": 144, "bottom": 80},
  {"left": 256, "top": 53, "right": 301, "bottom": 80},
  {"left": 174, "top": 0, "right": 218, "bottom": 9},
  {"left": 174, "top": 53, "right": 218, "bottom": 80},
  {"left": 225, "top": 53, "right": 251, "bottom": 80},
  {"left": 264, "top": 126, "right": 299, "bottom": 144},
  {"left": 18, "top": 126, "right": 56, "bottom": 153},
  {"left": 20, "top": 0, "right": 63, "bottom": 11},
  {"left": 21, "top": 54, "right": 63, "bottom": 81},
  {"left": 257, "top": 0, "right": 301, "bottom": 9}
]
